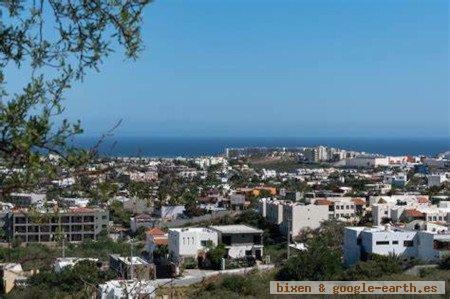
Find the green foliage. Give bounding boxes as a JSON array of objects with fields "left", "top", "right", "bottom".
[
  {"left": 109, "top": 200, "right": 132, "bottom": 228},
  {"left": 0, "top": 243, "right": 58, "bottom": 271},
  {"left": 26, "top": 260, "right": 115, "bottom": 295},
  {"left": 0, "top": 0, "right": 150, "bottom": 196},
  {"left": 184, "top": 257, "right": 198, "bottom": 269},
  {"left": 339, "top": 255, "right": 403, "bottom": 280},
  {"left": 276, "top": 219, "right": 346, "bottom": 281},
  {"left": 207, "top": 244, "right": 227, "bottom": 270},
  {"left": 439, "top": 255, "right": 450, "bottom": 270}
]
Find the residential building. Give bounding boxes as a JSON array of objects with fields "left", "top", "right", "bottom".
[
  {"left": 146, "top": 227, "right": 168, "bottom": 259},
  {"left": 97, "top": 279, "right": 156, "bottom": 299},
  {"left": 168, "top": 227, "right": 218, "bottom": 260},
  {"left": 346, "top": 156, "right": 389, "bottom": 168},
  {"left": 54, "top": 257, "right": 100, "bottom": 272},
  {"left": 159, "top": 205, "right": 186, "bottom": 220},
  {"left": 427, "top": 173, "right": 449, "bottom": 187},
  {"left": 130, "top": 213, "right": 155, "bottom": 233},
  {"left": 9, "top": 207, "right": 108, "bottom": 243},
  {"left": 343, "top": 225, "right": 450, "bottom": 266},
  {"left": 109, "top": 255, "right": 155, "bottom": 280},
  {"left": 0, "top": 263, "right": 36, "bottom": 294},
  {"left": 280, "top": 203, "right": 329, "bottom": 237},
  {"left": 210, "top": 225, "right": 263, "bottom": 259}
]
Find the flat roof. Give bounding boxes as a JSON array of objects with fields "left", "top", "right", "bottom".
[{"left": 210, "top": 224, "right": 263, "bottom": 234}]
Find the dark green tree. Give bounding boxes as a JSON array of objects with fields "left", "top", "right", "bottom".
[{"left": 0, "top": 0, "right": 150, "bottom": 198}]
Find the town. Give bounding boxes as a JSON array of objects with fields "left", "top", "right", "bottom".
[{"left": 0, "top": 145, "right": 449, "bottom": 298}]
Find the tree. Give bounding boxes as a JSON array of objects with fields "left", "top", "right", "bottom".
[
  {"left": 207, "top": 244, "right": 227, "bottom": 270},
  {"left": 276, "top": 220, "right": 346, "bottom": 281},
  {"left": 0, "top": 0, "right": 151, "bottom": 197},
  {"left": 27, "top": 260, "right": 116, "bottom": 294},
  {"left": 339, "top": 255, "right": 402, "bottom": 280}
]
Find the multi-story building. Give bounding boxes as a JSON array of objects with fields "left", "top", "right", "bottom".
[
  {"left": 280, "top": 203, "right": 329, "bottom": 237},
  {"left": 210, "top": 225, "right": 263, "bottom": 259},
  {"left": 266, "top": 200, "right": 284, "bottom": 225},
  {"left": 346, "top": 156, "right": 389, "bottom": 168},
  {"left": 427, "top": 173, "right": 449, "bottom": 187},
  {"left": 9, "top": 207, "right": 108, "bottom": 243},
  {"left": 343, "top": 225, "right": 450, "bottom": 266},
  {"left": 168, "top": 227, "right": 218, "bottom": 260},
  {"left": 313, "top": 197, "right": 365, "bottom": 222}
]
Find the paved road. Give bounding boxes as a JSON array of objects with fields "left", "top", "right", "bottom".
[{"left": 150, "top": 264, "right": 275, "bottom": 287}]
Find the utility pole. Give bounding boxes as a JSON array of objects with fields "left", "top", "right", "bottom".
[
  {"left": 287, "top": 217, "right": 291, "bottom": 259},
  {"left": 130, "top": 239, "right": 134, "bottom": 280},
  {"left": 62, "top": 236, "right": 65, "bottom": 258}
]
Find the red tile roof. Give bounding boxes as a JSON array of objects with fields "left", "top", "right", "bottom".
[
  {"left": 315, "top": 199, "right": 333, "bottom": 206},
  {"left": 404, "top": 209, "right": 425, "bottom": 218},
  {"left": 352, "top": 198, "right": 366, "bottom": 205},
  {"left": 147, "top": 227, "right": 166, "bottom": 236},
  {"left": 154, "top": 238, "right": 168, "bottom": 246},
  {"left": 417, "top": 197, "right": 429, "bottom": 204}
]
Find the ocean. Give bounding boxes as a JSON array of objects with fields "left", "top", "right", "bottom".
[{"left": 73, "top": 136, "right": 449, "bottom": 158}]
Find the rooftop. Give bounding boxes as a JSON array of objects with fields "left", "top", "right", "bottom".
[{"left": 210, "top": 224, "right": 263, "bottom": 234}]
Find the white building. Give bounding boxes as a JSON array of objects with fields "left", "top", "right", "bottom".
[
  {"left": 280, "top": 203, "right": 329, "bottom": 237},
  {"left": 168, "top": 227, "right": 218, "bottom": 260},
  {"left": 210, "top": 225, "right": 263, "bottom": 259},
  {"left": 98, "top": 280, "right": 156, "bottom": 299},
  {"left": 53, "top": 257, "right": 99, "bottom": 273},
  {"left": 344, "top": 225, "right": 450, "bottom": 266},
  {"left": 427, "top": 173, "right": 449, "bottom": 187},
  {"left": 159, "top": 205, "right": 186, "bottom": 220},
  {"left": 266, "top": 200, "right": 284, "bottom": 225},
  {"left": 346, "top": 156, "right": 389, "bottom": 168}
]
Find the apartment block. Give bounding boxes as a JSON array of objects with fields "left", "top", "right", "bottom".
[{"left": 10, "top": 207, "right": 108, "bottom": 243}]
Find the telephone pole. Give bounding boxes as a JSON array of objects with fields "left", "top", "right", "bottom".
[
  {"left": 286, "top": 217, "right": 291, "bottom": 259},
  {"left": 130, "top": 239, "right": 134, "bottom": 280}
]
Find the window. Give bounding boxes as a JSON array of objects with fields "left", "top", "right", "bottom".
[
  {"left": 201, "top": 240, "right": 209, "bottom": 246},
  {"left": 393, "top": 240, "right": 399, "bottom": 245},
  {"left": 336, "top": 206, "right": 340, "bottom": 210},
  {"left": 404, "top": 240, "right": 414, "bottom": 247},
  {"left": 376, "top": 241, "right": 389, "bottom": 245}
]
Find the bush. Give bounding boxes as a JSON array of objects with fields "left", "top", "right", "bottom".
[
  {"left": 206, "top": 244, "right": 227, "bottom": 270},
  {"left": 184, "top": 257, "right": 198, "bottom": 269},
  {"left": 221, "top": 275, "right": 246, "bottom": 293},
  {"left": 439, "top": 255, "right": 450, "bottom": 270},
  {"left": 340, "top": 255, "right": 403, "bottom": 280}
]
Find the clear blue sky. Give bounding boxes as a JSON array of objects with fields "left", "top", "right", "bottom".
[{"left": 15, "top": 0, "right": 450, "bottom": 137}]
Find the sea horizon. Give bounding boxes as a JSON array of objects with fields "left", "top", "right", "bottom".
[{"left": 73, "top": 136, "right": 450, "bottom": 158}]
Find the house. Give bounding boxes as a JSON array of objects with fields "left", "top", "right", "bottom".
[
  {"left": 0, "top": 263, "right": 37, "bottom": 294},
  {"left": 210, "top": 225, "right": 263, "bottom": 259},
  {"left": 230, "top": 194, "right": 246, "bottom": 210},
  {"left": 168, "top": 227, "right": 218, "bottom": 261},
  {"left": 97, "top": 279, "right": 156, "bottom": 299},
  {"left": 146, "top": 227, "right": 168, "bottom": 259},
  {"left": 159, "top": 205, "right": 186, "bottom": 220},
  {"left": 109, "top": 225, "right": 128, "bottom": 242},
  {"left": 109, "top": 255, "right": 155, "bottom": 280},
  {"left": 54, "top": 257, "right": 100, "bottom": 272},
  {"left": 130, "top": 213, "right": 155, "bottom": 233},
  {"left": 343, "top": 225, "right": 450, "bottom": 266}
]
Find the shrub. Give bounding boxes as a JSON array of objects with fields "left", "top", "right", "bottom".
[{"left": 184, "top": 257, "right": 198, "bottom": 269}]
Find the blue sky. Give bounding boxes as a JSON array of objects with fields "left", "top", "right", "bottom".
[{"left": 12, "top": 0, "right": 450, "bottom": 137}]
